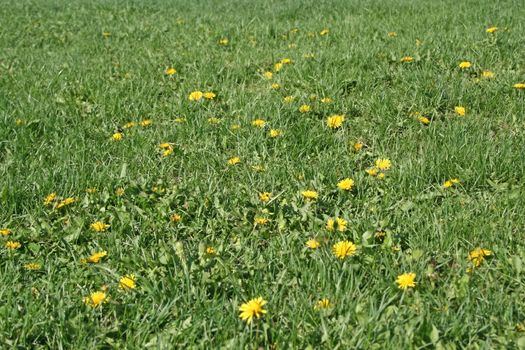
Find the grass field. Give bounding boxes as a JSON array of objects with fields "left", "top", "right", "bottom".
[{"left": 1, "top": 0, "right": 525, "bottom": 348}]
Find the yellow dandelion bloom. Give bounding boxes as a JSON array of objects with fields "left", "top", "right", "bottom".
[
  {"left": 366, "top": 168, "right": 378, "bottom": 177},
  {"left": 400, "top": 56, "right": 414, "bottom": 62},
  {"left": 320, "top": 97, "right": 333, "bottom": 104},
  {"left": 283, "top": 95, "right": 295, "bottom": 103},
  {"left": 459, "top": 61, "right": 472, "bottom": 69},
  {"left": 419, "top": 116, "right": 430, "bottom": 125},
  {"left": 208, "top": 117, "right": 221, "bottom": 124},
  {"left": 269, "top": 129, "right": 282, "bottom": 138},
  {"left": 263, "top": 71, "right": 273, "bottom": 80},
  {"left": 112, "top": 132, "right": 123, "bottom": 141},
  {"left": 279, "top": 58, "right": 293, "bottom": 64},
  {"left": 252, "top": 119, "right": 266, "bottom": 127},
  {"left": 170, "top": 213, "right": 182, "bottom": 223},
  {"left": 353, "top": 142, "right": 364, "bottom": 152},
  {"left": 320, "top": 29, "right": 329, "bottom": 36},
  {"left": 443, "top": 178, "right": 460, "bottom": 188},
  {"left": 56, "top": 197, "right": 76, "bottom": 209},
  {"left": 486, "top": 26, "right": 498, "bottom": 33},
  {"left": 306, "top": 239, "right": 321, "bottom": 249},
  {"left": 271, "top": 83, "right": 281, "bottom": 90},
  {"left": 326, "top": 218, "right": 335, "bottom": 231},
  {"left": 337, "top": 178, "right": 354, "bottom": 191},
  {"left": 326, "top": 114, "right": 345, "bottom": 129},
  {"left": 206, "top": 247, "right": 216, "bottom": 255},
  {"left": 44, "top": 192, "right": 57, "bottom": 205},
  {"left": 174, "top": 117, "right": 186, "bottom": 123},
  {"left": 332, "top": 240, "right": 357, "bottom": 259},
  {"left": 230, "top": 123, "right": 241, "bottom": 130},
  {"left": 454, "top": 106, "right": 466, "bottom": 116},
  {"left": 83, "top": 251, "right": 107, "bottom": 264},
  {"left": 124, "top": 121, "right": 136, "bottom": 129},
  {"left": 0, "top": 228, "right": 12, "bottom": 236},
  {"left": 83, "top": 291, "right": 107, "bottom": 307},
  {"left": 254, "top": 217, "right": 269, "bottom": 225},
  {"left": 298, "top": 104, "right": 311, "bottom": 113},
  {"left": 481, "top": 70, "right": 495, "bottom": 78},
  {"left": 189, "top": 91, "right": 203, "bottom": 101},
  {"left": 274, "top": 62, "right": 283, "bottom": 72},
  {"left": 5, "top": 241, "right": 21, "bottom": 250},
  {"left": 119, "top": 274, "right": 136, "bottom": 289},
  {"left": 375, "top": 158, "right": 392, "bottom": 170},
  {"left": 396, "top": 272, "right": 416, "bottom": 289},
  {"left": 314, "top": 298, "right": 332, "bottom": 310},
  {"left": 228, "top": 157, "right": 241, "bottom": 165},
  {"left": 162, "top": 149, "right": 173, "bottom": 157},
  {"left": 24, "top": 262, "right": 41, "bottom": 270},
  {"left": 140, "top": 119, "right": 152, "bottom": 127},
  {"left": 259, "top": 192, "right": 272, "bottom": 203},
  {"left": 302, "top": 190, "right": 318, "bottom": 201},
  {"left": 239, "top": 297, "right": 267, "bottom": 323},
  {"left": 203, "top": 91, "right": 216, "bottom": 100},
  {"left": 115, "top": 187, "right": 125, "bottom": 196},
  {"left": 514, "top": 83, "right": 525, "bottom": 90},
  {"left": 219, "top": 38, "right": 229, "bottom": 45},
  {"left": 165, "top": 67, "right": 177, "bottom": 75},
  {"left": 159, "top": 143, "right": 171, "bottom": 149},
  {"left": 90, "top": 221, "right": 110, "bottom": 232},
  {"left": 468, "top": 248, "right": 492, "bottom": 267},
  {"left": 387, "top": 31, "right": 397, "bottom": 37}
]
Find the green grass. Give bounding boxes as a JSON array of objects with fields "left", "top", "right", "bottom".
[{"left": 1, "top": 0, "right": 525, "bottom": 348}]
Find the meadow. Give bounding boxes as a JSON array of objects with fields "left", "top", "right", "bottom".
[{"left": 1, "top": 0, "right": 525, "bottom": 348}]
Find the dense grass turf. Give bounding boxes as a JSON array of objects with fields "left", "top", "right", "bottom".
[{"left": 1, "top": 0, "right": 525, "bottom": 348}]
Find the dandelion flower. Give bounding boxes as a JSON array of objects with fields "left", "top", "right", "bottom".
[
  {"left": 83, "top": 291, "right": 107, "bottom": 307},
  {"left": 124, "top": 121, "right": 136, "bottom": 129},
  {"left": 337, "top": 178, "right": 354, "bottom": 191},
  {"left": 443, "top": 178, "right": 460, "bottom": 188},
  {"left": 459, "top": 61, "right": 472, "bottom": 69},
  {"left": 112, "top": 132, "right": 123, "bottom": 141},
  {"left": 219, "top": 38, "right": 229, "bottom": 45},
  {"left": 274, "top": 62, "right": 283, "bottom": 72},
  {"left": 375, "top": 158, "right": 392, "bottom": 170},
  {"left": 481, "top": 70, "right": 495, "bottom": 78},
  {"left": 320, "top": 29, "right": 329, "bottom": 36},
  {"left": 263, "top": 71, "right": 273, "bottom": 80},
  {"left": 326, "top": 217, "right": 347, "bottom": 232},
  {"left": 306, "top": 239, "right": 321, "bottom": 249},
  {"left": 44, "top": 192, "right": 57, "bottom": 205},
  {"left": 203, "top": 91, "right": 216, "bottom": 100},
  {"left": 302, "top": 190, "right": 318, "bottom": 201},
  {"left": 115, "top": 188, "right": 125, "bottom": 196},
  {"left": 252, "top": 119, "right": 266, "bottom": 127},
  {"left": 24, "top": 262, "right": 41, "bottom": 270},
  {"left": 332, "top": 240, "right": 357, "bottom": 259},
  {"left": 189, "top": 91, "right": 203, "bottom": 101},
  {"left": 388, "top": 31, "right": 397, "bottom": 37},
  {"left": 366, "top": 168, "right": 379, "bottom": 177},
  {"left": 140, "top": 119, "right": 152, "bottom": 127},
  {"left": 314, "top": 298, "right": 332, "bottom": 310},
  {"left": 174, "top": 117, "right": 186, "bottom": 123},
  {"left": 170, "top": 213, "right": 182, "bottom": 222},
  {"left": 298, "top": 104, "right": 311, "bottom": 113},
  {"left": 119, "top": 274, "right": 136, "bottom": 289},
  {"left": 259, "top": 192, "right": 272, "bottom": 203},
  {"left": 396, "top": 272, "right": 416, "bottom": 289},
  {"left": 418, "top": 116, "right": 430, "bottom": 125},
  {"left": 454, "top": 106, "right": 466, "bottom": 116},
  {"left": 239, "top": 297, "right": 267, "bottom": 323},
  {"left": 353, "top": 142, "right": 364, "bottom": 152},
  {"left": 271, "top": 83, "right": 281, "bottom": 90},
  {"left": 230, "top": 124, "right": 241, "bottom": 130},
  {"left": 283, "top": 96, "right": 295, "bottom": 103},
  {"left": 514, "top": 83, "right": 525, "bottom": 90},
  {"left": 1, "top": 228, "right": 12, "bottom": 236},
  {"left": 208, "top": 117, "right": 221, "bottom": 124},
  {"left": 279, "top": 58, "right": 293, "bottom": 65},
  {"left": 400, "top": 56, "right": 414, "bottom": 62},
  {"left": 468, "top": 248, "right": 492, "bottom": 267},
  {"left": 486, "top": 26, "right": 498, "bottom": 33},
  {"left": 320, "top": 97, "right": 333, "bottom": 104},
  {"left": 56, "top": 197, "right": 76, "bottom": 209},
  {"left": 254, "top": 217, "right": 269, "bottom": 225},
  {"left": 326, "top": 114, "right": 345, "bottom": 129},
  {"left": 82, "top": 251, "right": 107, "bottom": 264},
  {"left": 206, "top": 247, "right": 216, "bottom": 255},
  {"left": 165, "top": 67, "right": 177, "bottom": 75},
  {"left": 90, "top": 221, "right": 110, "bottom": 232},
  {"left": 269, "top": 129, "right": 282, "bottom": 138},
  {"left": 5, "top": 241, "right": 21, "bottom": 250},
  {"left": 228, "top": 157, "right": 241, "bottom": 165}
]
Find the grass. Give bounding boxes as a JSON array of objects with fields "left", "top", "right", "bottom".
[{"left": 1, "top": 0, "right": 525, "bottom": 348}]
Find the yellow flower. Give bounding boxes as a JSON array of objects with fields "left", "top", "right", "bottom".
[
  {"left": 159, "top": 143, "right": 171, "bottom": 149},
  {"left": 387, "top": 31, "right": 397, "bottom": 37},
  {"left": 468, "top": 248, "right": 492, "bottom": 267},
  {"left": 279, "top": 58, "right": 293, "bottom": 65},
  {"left": 326, "top": 217, "right": 347, "bottom": 232},
  {"left": 219, "top": 38, "right": 229, "bottom": 45},
  {"left": 486, "top": 26, "right": 498, "bottom": 33},
  {"left": 314, "top": 298, "right": 332, "bottom": 310},
  {"left": 208, "top": 117, "right": 221, "bottom": 124},
  {"left": 119, "top": 274, "right": 136, "bottom": 289},
  {"left": 514, "top": 83, "right": 525, "bottom": 90},
  {"left": 326, "top": 114, "right": 345, "bottom": 129},
  {"left": 254, "top": 217, "right": 269, "bottom": 225},
  {"left": 302, "top": 190, "right": 318, "bottom": 201},
  {"left": 366, "top": 168, "right": 379, "bottom": 177},
  {"left": 24, "top": 262, "right": 41, "bottom": 270},
  {"left": 115, "top": 188, "right": 125, "bottom": 196},
  {"left": 206, "top": 246, "right": 216, "bottom": 255},
  {"left": 298, "top": 104, "right": 311, "bottom": 113},
  {"left": 203, "top": 91, "right": 216, "bottom": 100},
  {"left": 175, "top": 117, "right": 186, "bottom": 123},
  {"left": 459, "top": 61, "right": 472, "bottom": 69},
  {"left": 274, "top": 62, "right": 283, "bottom": 72},
  {"left": 43, "top": 192, "right": 57, "bottom": 205},
  {"left": 337, "top": 178, "right": 354, "bottom": 191},
  {"left": 124, "top": 121, "right": 136, "bottom": 129},
  {"left": 239, "top": 297, "right": 267, "bottom": 323},
  {"left": 165, "top": 67, "right": 177, "bottom": 75},
  {"left": 263, "top": 71, "right": 273, "bottom": 80},
  {"left": 353, "top": 142, "right": 364, "bottom": 152},
  {"left": 271, "top": 83, "right": 281, "bottom": 90},
  {"left": 443, "top": 178, "right": 460, "bottom": 188},
  {"left": 375, "top": 158, "right": 392, "bottom": 170},
  {"left": 481, "top": 70, "right": 495, "bottom": 78},
  {"left": 83, "top": 251, "right": 107, "bottom": 264},
  {"left": 83, "top": 291, "right": 107, "bottom": 307},
  {"left": 283, "top": 95, "right": 295, "bottom": 103},
  {"left": 400, "top": 56, "right": 414, "bottom": 62},
  {"left": 320, "top": 29, "right": 329, "bottom": 36},
  {"left": 230, "top": 124, "right": 241, "bottom": 130},
  {"left": 320, "top": 97, "right": 333, "bottom": 104},
  {"left": 112, "top": 132, "right": 123, "bottom": 141},
  {"left": 269, "top": 129, "right": 282, "bottom": 138},
  {"left": 189, "top": 91, "right": 203, "bottom": 101},
  {"left": 170, "top": 213, "right": 182, "bottom": 222},
  {"left": 259, "top": 192, "right": 272, "bottom": 203},
  {"left": 140, "top": 119, "right": 152, "bottom": 127},
  {"left": 0, "top": 228, "right": 12, "bottom": 236},
  {"left": 332, "top": 240, "right": 357, "bottom": 259},
  {"left": 90, "top": 221, "right": 110, "bottom": 232},
  {"left": 252, "top": 119, "right": 266, "bottom": 127},
  {"left": 228, "top": 157, "right": 241, "bottom": 165},
  {"left": 306, "top": 239, "right": 321, "bottom": 249},
  {"left": 5, "top": 241, "right": 21, "bottom": 250},
  {"left": 396, "top": 272, "right": 416, "bottom": 289},
  {"left": 56, "top": 197, "right": 76, "bottom": 209},
  {"left": 162, "top": 149, "right": 173, "bottom": 157},
  {"left": 418, "top": 116, "right": 430, "bottom": 125},
  {"left": 454, "top": 106, "right": 466, "bottom": 116}
]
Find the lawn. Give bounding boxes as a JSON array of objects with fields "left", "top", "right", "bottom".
[{"left": 1, "top": 0, "right": 525, "bottom": 348}]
